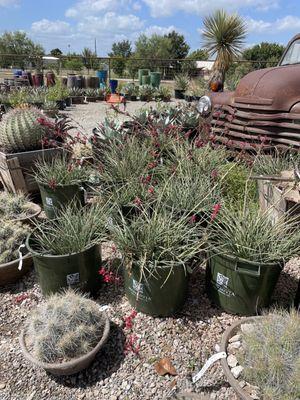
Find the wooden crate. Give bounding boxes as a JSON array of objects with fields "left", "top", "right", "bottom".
[{"left": 0, "top": 147, "right": 63, "bottom": 194}]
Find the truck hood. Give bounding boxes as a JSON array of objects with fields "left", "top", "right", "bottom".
[{"left": 234, "top": 65, "right": 300, "bottom": 111}]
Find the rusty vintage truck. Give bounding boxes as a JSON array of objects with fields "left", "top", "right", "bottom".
[{"left": 198, "top": 34, "right": 300, "bottom": 150}]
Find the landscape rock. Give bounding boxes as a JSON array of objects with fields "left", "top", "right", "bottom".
[{"left": 231, "top": 366, "right": 244, "bottom": 379}]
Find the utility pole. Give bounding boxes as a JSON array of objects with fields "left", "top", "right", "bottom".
[{"left": 94, "top": 38, "right": 97, "bottom": 56}]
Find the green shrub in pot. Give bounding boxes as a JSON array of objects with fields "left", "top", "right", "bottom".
[
  {"left": 174, "top": 73, "right": 190, "bottom": 99},
  {"left": 110, "top": 205, "right": 204, "bottom": 316},
  {"left": 139, "top": 85, "right": 155, "bottom": 102},
  {"left": 154, "top": 86, "right": 171, "bottom": 102},
  {"left": 34, "top": 155, "right": 91, "bottom": 219},
  {"left": 26, "top": 203, "right": 109, "bottom": 295},
  {"left": 206, "top": 205, "right": 300, "bottom": 315}
]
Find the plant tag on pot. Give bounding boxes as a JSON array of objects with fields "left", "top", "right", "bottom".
[
  {"left": 45, "top": 197, "right": 53, "bottom": 206},
  {"left": 192, "top": 352, "right": 227, "bottom": 383},
  {"left": 18, "top": 244, "right": 26, "bottom": 271},
  {"left": 66, "top": 272, "right": 80, "bottom": 285}
]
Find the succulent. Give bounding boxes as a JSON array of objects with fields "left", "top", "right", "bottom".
[
  {"left": 139, "top": 85, "right": 155, "bottom": 101},
  {"left": 0, "top": 106, "right": 48, "bottom": 153},
  {"left": 69, "top": 87, "right": 84, "bottom": 97},
  {"left": 155, "top": 86, "right": 171, "bottom": 101},
  {"left": 0, "top": 220, "right": 31, "bottom": 264},
  {"left": 24, "top": 290, "right": 107, "bottom": 363},
  {"left": 84, "top": 88, "right": 98, "bottom": 98},
  {"left": 240, "top": 309, "right": 300, "bottom": 400},
  {"left": 0, "top": 191, "right": 34, "bottom": 220},
  {"left": 174, "top": 74, "right": 190, "bottom": 91}
]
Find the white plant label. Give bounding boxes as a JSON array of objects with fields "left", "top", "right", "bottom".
[
  {"left": 18, "top": 244, "right": 26, "bottom": 271},
  {"left": 66, "top": 272, "right": 80, "bottom": 285},
  {"left": 46, "top": 197, "right": 53, "bottom": 206},
  {"left": 192, "top": 352, "right": 227, "bottom": 383}
]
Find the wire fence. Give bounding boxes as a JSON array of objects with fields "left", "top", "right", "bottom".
[{"left": 0, "top": 53, "right": 279, "bottom": 83}]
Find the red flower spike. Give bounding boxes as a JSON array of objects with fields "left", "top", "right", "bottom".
[{"left": 211, "top": 203, "right": 221, "bottom": 222}]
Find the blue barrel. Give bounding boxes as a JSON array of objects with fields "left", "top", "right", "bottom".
[
  {"left": 96, "top": 70, "right": 108, "bottom": 86},
  {"left": 109, "top": 79, "right": 118, "bottom": 94},
  {"left": 14, "top": 69, "right": 23, "bottom": 77}
]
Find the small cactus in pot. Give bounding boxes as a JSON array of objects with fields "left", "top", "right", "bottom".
[{"left": 0, "top": 106, "right": 49, "bottom": 153}]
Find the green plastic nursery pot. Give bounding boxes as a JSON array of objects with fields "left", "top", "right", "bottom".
[
  {"left": 138, "top": 69, "right": 149, "bottom": 85},
  {"left": 150, "top": 72, "right": 161, "bottom": 88},
  {"left": 206, "top": 252, "right": 282, "bottom": 315},
  {"left": 141, "top": 75, "right": 151, "bottom": 85},
  {"left": 26, "top": 232, "right": 102, "bottom": 296},
  {"left": 38, "top": 183, "right": 85, "bottom": 219},
  {"left": 123, "top": 262, "right": 189, "bottom": 316}
]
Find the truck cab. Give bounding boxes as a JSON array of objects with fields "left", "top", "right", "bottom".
[{"left": 198, "top": 34, "right": 300, "bottom": 150}]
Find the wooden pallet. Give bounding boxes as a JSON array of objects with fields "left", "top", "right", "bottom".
[{"left": 0, "top": 147, "right": 63, "bottom": 194}]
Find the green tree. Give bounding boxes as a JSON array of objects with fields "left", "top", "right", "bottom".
[
  {"left": 62, "top": 53, "right": 84, "bottom": 72},
  {"left": 0, "top": 31, "right": 44, "bottom": 68},
  {"left": 50, "top": 48, "right": 63, "bottom": 57},
  {"left": 108, "top": 40, "right": 132, "bottom": 77},
  {"left": 165, "top": 31, "right": 190, "bottom": 59},
  {"left": 202, "top": 9, "right": 247, "bottom": 88},
  {"left": 82, "top": 47, "right": 98, "bottom": 71},
  {"left": 243, "top": 42, "right": 285, "bottom": 69},
  {"left": 188, "top": 49, "right": 209, "bottom": 60}
]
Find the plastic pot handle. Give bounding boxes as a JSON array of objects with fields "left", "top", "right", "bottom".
[{"left": 234, "top": 263, "right": 261, "bottom": 277}]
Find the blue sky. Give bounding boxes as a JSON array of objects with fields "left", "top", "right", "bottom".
[{"left": 1, "top": 0, "right": 300, "bottom": 55}]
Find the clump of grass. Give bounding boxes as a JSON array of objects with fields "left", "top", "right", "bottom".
[
  {"left": 240, "top": 309, "right": 300, "bottom": 400},
  {"left": 34, "top": 155, "right": 91, "bottom": 186},
  {"left": 0, "top": 221, "right": 31, "bottom": 263},
  {"left": 208, "top": 205, "right": 300, "bottom": 263},
  {"left": 253, "top": 150, "right": 300, "bottom": 176},
  {"left": 0, "top": 191, "right": 34, "bottom": 219},
  {"left": 25, "top": 290, "right": 106, "bottom": 363},
  {"left": 30, "top": 204, "right": 109, "bottom": 255}
]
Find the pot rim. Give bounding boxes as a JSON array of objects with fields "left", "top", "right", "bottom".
[
  {"left": 10, "top": 202, "right": 41, "bottom": 223},
  {"left": 209, "top": 250, "right": 282, "bottom": 268},
  {"left": 0, "top": 252, "right": 31, "bottom": 268},
  {"left": 19, "top": 312, "right": 110, "bottom": 372},
  {"left": 220, "top": 316, "right": 264, "bottom": 400}
]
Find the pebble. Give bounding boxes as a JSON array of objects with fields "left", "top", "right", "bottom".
[
  {"left": 229, "top": 334, "right": 241, "bottom": 343},
  {"left": 0, "top": 383, "right": 6, "bottom": 389},
  {"left": 227, "top": 354, "right": 238, "bottom": 368},
  {"left": 231, "top": 366, "right": 244, "bottom": 379}
]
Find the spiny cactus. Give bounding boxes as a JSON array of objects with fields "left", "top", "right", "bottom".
[
  {"left": 0, "top": 221, "right": 31, "bottom": 264},
  {"left": 0, "top": 191, "right": 33, "bottom": 219},
  {"left": 25, "top": 290, "right": 106, "bottom": 363},
  {"left": 0, "top": 106, "right": 48, "bottom": 153},
  {"left": 240, "top": 309, "right": 300, "bottom": 400}
]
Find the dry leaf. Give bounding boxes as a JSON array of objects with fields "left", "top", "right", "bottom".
[{"left": 154, "top": 357, "right": 177, "bottom": 376}]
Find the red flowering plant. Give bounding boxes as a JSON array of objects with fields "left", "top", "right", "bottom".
[{"left": 38, "top": 116, "right": 75, "bottom": 149}]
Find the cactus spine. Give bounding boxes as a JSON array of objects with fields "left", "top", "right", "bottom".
[{"left": 0, "top": 106, "right": 48, "bottom": 153}]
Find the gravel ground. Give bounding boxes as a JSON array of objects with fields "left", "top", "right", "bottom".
[
  {"left": 61, "top": 100, "right": 181, "bottom": 135},
  {"left": 0, "top": 241, "right": 299, "bottom": 400}
]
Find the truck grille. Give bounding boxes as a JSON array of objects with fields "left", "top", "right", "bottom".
[{"left": 211, "top": 104, "right": 300, "bottom": 150}]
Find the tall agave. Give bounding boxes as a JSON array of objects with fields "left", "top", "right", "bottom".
[{"left": 0, "top": 106, "right": 48, "bottom": 153}]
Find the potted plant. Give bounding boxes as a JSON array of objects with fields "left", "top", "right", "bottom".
[
  {"left": 0, "top": 106, "right": 64, "bottom": 193},
  {"left": 46, "top": 81, "right": 69, "bottom": 110},
  {"left": 220, "top": 309, "right": 299, "bottom": 400},
  {"left": 84, "top": 89, "right": 98, "bottom": 102},
  {"left": 0, "top": 220, "right": 32, "bottom": 285},
  {"left": 154, "top": 86, "right": 171, "bottom": 102},
  {"left": 96, "top": 88, "right": 105, "bottom": 101},
  {"left": 26, "top": 204, "right": 109, "bottom": 295},
  {"left": 20, "top": 290, "right": 110, "bottom": 375},
  {"left": 69, "top": 88, "right": 84, "bottom": 104},
  {"left": 206, "top": 205, "right": 300, "bottom": 315},
  {"left": 139, "top": 85, "right": 155, "bottom": 102},
  {"left": 34, "top": 155, "right": 91, "bottom": 219},
  {"left": 123, "top": 84, "right": 139, "bottom": 101},
  {"left": 110, "top": 205, "right": 204, "bottom": 316},
  {"left": 41, "top": 101, "right": 59, "bottom": 118},
  {"left": 174, "top": 74, "right": 189, "bottom": 99},
  {"left": 0, "top": 191, "right": 41, "bottom": 223}
]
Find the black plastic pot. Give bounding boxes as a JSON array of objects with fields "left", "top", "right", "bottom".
[
  {"left": 174, "top": 89, "right": 185, "bottom": 99},
  {"left": 123, "top": 262, "right": 189, "bottom": 316},
  {"left": 56, "top": 100, "right": 66, "bottom": 110},
  {"left": 130, "top": 95, "right": 137, "bottom": 101},
  {"left": 38, "top": 183, "right": 85, "bottom": 219},
  {"left": 26, "top": 232, "right": 102, "bottom": 296},
  {"left": 65, "top": 97, "right": 72, "bottom": 107}
]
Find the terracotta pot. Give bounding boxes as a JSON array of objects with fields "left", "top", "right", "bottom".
[
  {"left": 19, "top": 313, "right": 110, "bottom": 375},
  {"left": 220, "top": 316, "right": 263, "bottom": 400},
  {"left": 0, "top": 254, "right": 33, "bottom": 286}
]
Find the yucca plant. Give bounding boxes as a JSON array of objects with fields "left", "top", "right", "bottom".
[
  {"left": 202, "top": 9, "right": 247, "bottom": 87},
  {"left": 240, "top": 309, "right": 300, "bottom": 400},
  {"left": 174, "top": 74, "right": 190, "bottom": 91},
  {"left": 31, "top": 203, "right": 109, "bottom": 255},
  {"left": 208, "top": 205, "right": 300, "bottom": 263},
  {"left": 34, "top": 155, "right": 91, "bottom": 187}
]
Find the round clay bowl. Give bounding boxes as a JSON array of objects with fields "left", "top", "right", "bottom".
[
  {"left": 0, "top": 254, "right": 33, "bottom": 286},
  {"left": 19, "top": 313, "right": 110, "bottom": 376},
  {"left": 220, "top": 316, "right": 263, "bottom": 400}
]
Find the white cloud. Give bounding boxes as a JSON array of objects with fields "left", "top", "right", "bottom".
[
  {"left": 144, "top": 25, "right": 178, "bottom": 36},
  {"left": 142, "top": 0, "right": 278, "bottom": 18},
  {"left": 65, "top": 0, "right": 128, "bottom": 18},
  {"left": 246, "top": 15, "right": 300, "bottom": 34},
  {"left": 31, "top": 19, "right": 71, "bottom": 35}
]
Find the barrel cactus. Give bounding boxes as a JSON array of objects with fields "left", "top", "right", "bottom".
[
  {"left": 0, "top": 106, "right": 49, "bottom": 153},
  {"left": 24, "top": 290, "right": 107, "bottom": 363}
]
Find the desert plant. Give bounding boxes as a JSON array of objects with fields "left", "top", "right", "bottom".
[
  {"left": 174, "top": 73, "right": 190, "bottom": 91},
  {"left": 253, "top": 150, "right": 300, "bottom": 176},
  {"left": 8, "top": 88, "right": 30, "bottom": 108},
  {"left": 34, "top": 156, "right": 91, "bottom": 187},
  {"left": 139, "top": 85, "right": 155, "bottom": 101},
  {"left": 0, "top": 106, "right": 49, "bottom": 153},
  {"left": 0, "top": 191, "right": 34, "bottom": 219},
  {"left": 24, "top": 290, "right": 107, "bottom": 363},
  {"left": 69, "top": 88, "right": 84, "bottom": 97},
  {"left": 84, "top": 89, "right": 98, "bottom": 98},
  {"left": 31, "top": 203, "right": 109, "bottom": 255},
  {"left": 208, "top": 205, "right": 300, "bottom": 263},
  {"left": 46, "top": 81, "right": 69, "bottom": 102},
  {"left": 185, "top": 79, "right": 206, "bottom": 98},
  {"left": 155, "top": 86, "right": 171, "bottom": 101},
  {"left": 240, "top": 309, "right": 300, "bottom": 400},
  {"left": 0, "top": 221, "right": 31, "bottom": 264},
  {"left": 42, "top": 101, "right": 59, "bottom": 117}
]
